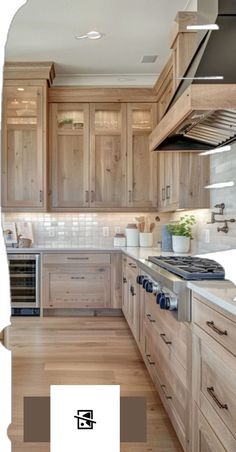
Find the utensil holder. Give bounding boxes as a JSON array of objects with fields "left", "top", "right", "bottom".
[{"left": 139, "top": 232, "right": 153, "bottom": 247}]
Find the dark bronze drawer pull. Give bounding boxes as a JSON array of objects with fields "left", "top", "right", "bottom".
[
  {"left": 166, "top": 185, "right": 171, "bottom": 200},
  {"left": 146, "top": 354, "right": 155, "bottom": 365},
  {"left": 146, "top": 313, "right": 156, "bottom": 323},
  {"left": 130, "top": 285, "right": 136, "bottom": 296},
  {"left": 70, "top": 276, "right": 85, "bottom": 280},
  {"left": 206, "top": 321, "right": 228, "bottom": 336},
  {"left": 161, "top": 384, "right": 172, "bottom": 400},
  {"left": 160, "top": 333, "right": 172, "bottom": 345},
  {"left": 207, "top": 386, "right": 228, "bottom": 410}
]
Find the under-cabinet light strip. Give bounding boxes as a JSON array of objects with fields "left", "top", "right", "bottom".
[
  {"left": 187, "top": 24, "right": 219, "bottom": 31},
  {"left": 176, "top": 76, "right": 223, "bottom": 80},
  {"left": 204, "top": 181, "right": 235, "bottom": 189},
  {"left": 199, "top": 145, "right": 232, "bottom": 156}
]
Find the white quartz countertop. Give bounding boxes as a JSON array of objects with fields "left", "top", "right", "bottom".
[{"left": 188, "top": 280, "right": 236, "bottom": 316}]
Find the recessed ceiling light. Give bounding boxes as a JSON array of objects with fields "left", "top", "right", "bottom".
[
  {"left": 187, "top": 24, "right": 219, "bottom": 30},
  {"left": 199, "top": 145, "right": 231, "bottom": 156},
  {"left": 75, "top": 30, "right": 104, "bottom": 40},
  {"left": 17, "top": 87, "right": 25, "bottom": 91},
  {"left": 204, "top": 181, "right": 235, "bottom": 189}
]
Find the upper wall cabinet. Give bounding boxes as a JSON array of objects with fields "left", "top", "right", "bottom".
[
  {"left": 89, "top": 103, "right": 127, "bottom": 208},
  {"left": 2, "top": 62, "right": 54, "bottom": 212},
  {"left": 127, "top": 103, "right": 157, "bottom": 208},
  {"left": 49, "top": 101, "right": 158, "bottom": 211},
  {"left": 158, "top": 152, "right": 210, "bottom": 211},
  {"left": 50, "top": 103, "right": 90, "bottom": 208},
  {"left": 2, "top": 80, "right": 47, "bottom": 210}
]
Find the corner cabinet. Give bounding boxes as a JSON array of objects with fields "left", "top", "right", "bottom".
[
  {"left": 127, "top": 103, "right": 157, "bottom": 208},
  {"left": 2, "top": 81, "right": 47, "bottom": 210},
  {"left": 158, "top": 152, "right": 210, "bottom": 211}
]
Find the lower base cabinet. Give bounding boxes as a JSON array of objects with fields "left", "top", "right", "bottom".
[
  {"left": 192, "top": 404, "right": 227, "bottom": 452},
  {"left": 122, "top": 256, "right": 140, "bottom": 343},
  {"left": 144, "top": 291, "right": 189, "bottom": 451},
  {"left": 42, "top": 252, "right": 121, "bottom": 310}
]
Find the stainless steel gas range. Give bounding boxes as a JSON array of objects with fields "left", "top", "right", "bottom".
[{"left": 137, "top": 256, "right": 226, "bottom": 322}]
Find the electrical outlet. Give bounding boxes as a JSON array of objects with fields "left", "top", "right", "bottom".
[
  {"left": 204, "top": 229, "right": 210, "bottom": 243},
  {"left": 115, "top": 226, "right": 121, "bottom": 234},
  {"left": 102, "top": 226, "right": 109, "bottom": 237},
  {"left": 49, "top": 230, "right": 55, "bottom": 238}
]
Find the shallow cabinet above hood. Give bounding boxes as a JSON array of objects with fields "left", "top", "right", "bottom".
[{"left": 149, "top": 84, "right": 236, "bottom": 152}]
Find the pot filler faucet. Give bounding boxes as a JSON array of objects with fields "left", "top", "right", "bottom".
[{"left": 208, "top": 203, "right": 236, "bottom": 233}]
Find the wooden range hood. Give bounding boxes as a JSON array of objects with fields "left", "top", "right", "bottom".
[{"left": 149, "top": 84, "right": 236, "bottom": 152}]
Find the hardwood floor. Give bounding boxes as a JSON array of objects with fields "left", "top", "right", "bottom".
[{"left": 8, "top": 316, "right": 182, "bottom": 451}]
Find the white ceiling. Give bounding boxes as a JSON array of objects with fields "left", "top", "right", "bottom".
[{"left": 5, "top": 0, "right": 197, "bottom": 86}]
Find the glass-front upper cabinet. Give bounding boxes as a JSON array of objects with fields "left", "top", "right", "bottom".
[
  {"left": 2, "top": 81, "right": 47, "bottom": 210},
  {"left": 50, "top": 103, "right": 90, "bottom": 208},
  {"left": 89, "top": 103, "right": 127, "bottom": 208},
  {"left": 127, "top": 103, "right": 157, "bottom": 208}
]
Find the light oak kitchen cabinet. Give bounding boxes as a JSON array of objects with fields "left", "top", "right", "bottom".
[
  {"left": 42, "top": 252, "right": 122, "bottom": 311},
  {"left": 50, "top": 103, "right": 90, "bottom": 208},
  {"left": 89, "top": 103, "right": 127, "bottom": 207},
  {"left": 2, "top": 80, "right": 47, "bottom": 210},
  {"left": 192, "top": 293, "right": 236, "bottom": 452},
  {"left": 122, "top": 256, "right": 140, "bottom": 343},
  {"left": 157, "top": 151, "right": 210, "bottom": 211},
  {"left": 49, "top": 101, "right": 158, "bottom": 210},
  {"left": 127, "top": 103, "right": 157, "bottom": 208}
]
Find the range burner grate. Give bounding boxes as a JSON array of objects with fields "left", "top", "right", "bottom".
[{"left": 148, "top": 256, "right": 225, "bottom": 280}]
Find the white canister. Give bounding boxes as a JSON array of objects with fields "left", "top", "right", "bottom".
[
  {"left": 125, "top": 227, "right": 139, "bottom": 247},
  {"left": 139, "top": 232, "right": 153, "bottom": 247}
]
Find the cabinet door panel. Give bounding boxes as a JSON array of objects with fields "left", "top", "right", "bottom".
[
  {"left": 127, "top": 103, "right": 157, "bottom": 208},
  {"left": 90, "top": 103, "right": 126, "bottom": 207},
  {"left": 57, "top": 135, "right": 85, "bottom": 205},
  {"left": 92, "top": 135, "right": 125, "bottom": 205},
  {"left": 50, "top": 103, "right": 89, "bottom": 208},
  {"left": 2, "top": 83, "right": 45, "bottom": 208},
  {"left": 44, "top": 266, "right": 110, "bottom": 308}
]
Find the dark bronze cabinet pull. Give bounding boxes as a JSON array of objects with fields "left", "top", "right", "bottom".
[
  {"left": 161, "top": 384, "right": 172, "bottom": 400},
  {"left": 207, "top": 386, "right": 228, "bottom": 410},
  {"left": 91, "top": 190, "right": 94, "bottom": 202},
  {"left": 161, "top": 188, "right": 165, "bottom": 201},
  {"left": 160, "top": 333, "right": 172, "bottom": 345},
  {"left": 85, "top": 190, "right": 89, "bottom": 203},
  {"left": 146, "top": 354, "right": 155, "bottom": 365},
  {"left": 206, "top": 321, "right": 228, "bottom": 336},
  {"left": 123, "top": 277, "right": 127, "bottom": 283},
  {"left": 146, "top": 313, "right": 156, "bottom": 323},
  {"left": 166, "top": 185, "right": 171, "bottom": 199},
  {"left": 130, "top": 285, "right": 136, "bottom": 296}
]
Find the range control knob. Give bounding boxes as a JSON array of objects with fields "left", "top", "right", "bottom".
[
  {"left": 159, "top": 293, "right": 178, "bottom": 311},
  {"left": 156, "top": 292, "right": 163, "bottom": 304},
  {"left": 146, "top": 281, "right": 161, "bottom": 295},
  {"left": 142, "top": 278, "right": 149, "bottom": 288},
  {"left": 136, "top": 275, "right": 147, "bottom": 285},
  {"left": 145, "top": 281, "right": 154, "bottom": 293}
]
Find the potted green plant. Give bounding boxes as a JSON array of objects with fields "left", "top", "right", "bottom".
[{"left": 166, "top": 215, "right": 196, "bottom": 253}]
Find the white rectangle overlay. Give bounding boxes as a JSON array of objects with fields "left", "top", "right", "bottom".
[{"left": 51, "top": 385, "right": 120, "bottom": 452}]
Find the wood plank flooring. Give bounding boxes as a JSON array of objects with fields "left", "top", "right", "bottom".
[{"left": 8, "top": 316, "right": 182, "bottom": 451}]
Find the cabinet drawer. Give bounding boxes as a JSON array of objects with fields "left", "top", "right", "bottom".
[
  {"left": 43, "top": 253, "right": 110, "bottom": 265},
  {"left": 145, "top": 329, "right": 187, "bottom": 450},
  {"left": 45, "top": 267, "right": 110, "bottom": 308},
  {"left": 193, "top": 297, "right": 236, "bottom": 356},
  {"left": 197, "top": 338, "right": 236, "bottom": 440},
  {"left": 193, "top": 404, "right": 228, "bottom": 452},
  {"left": 145, "top": 292, "right": 188, "bottom": 368}
]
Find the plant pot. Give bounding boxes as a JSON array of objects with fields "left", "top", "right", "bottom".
[
  {"left": 139, "top": 232, "right": 153, "bottom": 248},
  {"left": 172, "top": 236, "right": 190, "bottom": 253}
]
